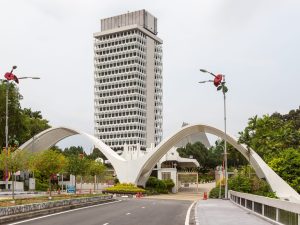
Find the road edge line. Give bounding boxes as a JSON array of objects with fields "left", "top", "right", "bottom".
[
  {"left": 194, "top": 201, "right": 200, "bottom": 225},
  {"left": 185, "top": 201, "right": 196, "bottom": 225},
  {"left": 8, "top": 199, "right": 122, "bottom": 225}
]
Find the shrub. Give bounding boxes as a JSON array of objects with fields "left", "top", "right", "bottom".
[
  {"left": 104, "top": 183, "right": 145, "bottom": 195},
  {"left": 228, "top": 174, "right": 251, "bottom": 193},
  {"left": 145, "top": 176, "right": 169, "bottom": 194},
  {"left": 163, "top": 179, "right": 175, "bottom": 192},
  {"left": 209, "top": 186, "right": 225, "bottom": 198}
]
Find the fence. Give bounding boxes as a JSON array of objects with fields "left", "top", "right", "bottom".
[{"left": 229, "top": 191, "right": 300, "bottom": 225}]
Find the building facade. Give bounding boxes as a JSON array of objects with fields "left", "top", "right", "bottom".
[{"left": 94, "top": 10, "right": 163, "bottom": 151}]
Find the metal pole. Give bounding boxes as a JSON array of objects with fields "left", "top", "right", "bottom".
[
  {"left": 62, "top": 173, "right": 64, "bottom": 192},
  {"left": 223, "top": 76, "right": 228, "bottom": 199},
  {"left": 219, "top": 169, "right": 222, "bottom": 199},
  {"left": 5, "top": 81, "right": 9, "bottom": 190}
]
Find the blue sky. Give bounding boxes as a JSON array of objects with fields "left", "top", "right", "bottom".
[{"left": 0, "top": 0, "right": 299, "bottom": 151}]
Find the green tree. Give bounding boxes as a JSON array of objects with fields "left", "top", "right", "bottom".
[
  {"left": 239, "top": 114, "right": 300, "bottom": 162},
  {"left": 65, "top": 154, "right": 89, "bottom": 192},
  {"left": 177, "top": 142, "right": 209, "bottom": 171},
  {"left": 0, "top": 82, "right": 24, "bottom": 148},
  {"left": 30, "top": 149, "right": 66, "bottom": 198},
  {"left": 238, "top": 108, "right": 300, "bottom": 193},
  {"left": 0, "top": 149, "right": 31, "bottom": 201},
  {"left": 0, "top": 82, "right": 51, "bottom": 148},
  {"left": 268, "top": 148, "right": 300, "bottom": 193},
  {"left": 88, "top": 160, "right": 106, "bottom": 191},
  {"left": 87, "top": 148, "right": 107, "bottom": 160},
  {"left": 21, "top": 108, "right": 50, "bottom": 142},
  {"left": 63, "top": 146, "right": 86, "bottom": 157}
]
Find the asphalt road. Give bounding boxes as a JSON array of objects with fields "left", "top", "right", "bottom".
[{"left": 8, "top": 198, "right": 192, "bottom": 225}]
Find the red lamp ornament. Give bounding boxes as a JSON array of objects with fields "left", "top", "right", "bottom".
[
  {"left": 199, "top": 69, "right": 228, "bottom": 93},
  {"left": 213, "top": 74, "right": 223, "bottom": 87},
  {"left": 4, "top": 72, "right": 19, "bottom": 84}
]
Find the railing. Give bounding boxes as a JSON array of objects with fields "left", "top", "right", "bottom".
[{"left": 230, "top": 190, "right": 300, "bottom": 225}]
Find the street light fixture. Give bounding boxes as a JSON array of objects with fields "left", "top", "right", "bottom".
[
  {"left": 199, "top": 68, "right": 229, "bottom": 199},
  {"left": 2, "top": 66, "right": 40, "bottom": 190}
]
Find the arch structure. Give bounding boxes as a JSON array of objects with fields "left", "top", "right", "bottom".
[{"left": 19, "top": 125, "right": 300, "bottom": 202}]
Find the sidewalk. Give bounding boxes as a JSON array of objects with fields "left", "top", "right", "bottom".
[{"left": 195, "top": 199, "right": 272, "bottom": 225}]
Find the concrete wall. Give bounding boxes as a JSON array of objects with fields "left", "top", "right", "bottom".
[
  {"left": 0, "top": 181, "right": 24, "bottom": 191},
  {"left": 101, "top": 10, "right": 157, "bottom": 34},
  {"left": 0, "top": 195, "right": 113, "bottom": 217}
]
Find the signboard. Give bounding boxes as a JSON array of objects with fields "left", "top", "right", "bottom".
[
  {"left": 67, "top": 185, "right": 75, "bottom": 193},
  {"left": 29, "top": 178, "right": 35, "bottom": 190}
]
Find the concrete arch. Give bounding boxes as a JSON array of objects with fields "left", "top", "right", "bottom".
[
  {"left": 136, "top": 124, "right": 300, "bottom": 202},
  {"left": 19, "top": 127, "right": 126, "bottom": 167},
  {"left": 19, "top": 125, "right": 300, "bottom": 202}
]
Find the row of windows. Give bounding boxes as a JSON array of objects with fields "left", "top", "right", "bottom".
[
  {"left": 96, "top": 73, "right": 145, "bottom": 84},
  {"left": 98, "top": 81, "right": 146, "bottom": 90},
  {"left": 154, "top": 67, "right": 163, "bottom": 73},
  {"left": 99, "top": 132, "right": 145, "bottom": 139},
  {"left": 97, "top": 125, "right": 146, "bottom": 132},
  {"left": 98, "top": 103, "right": 146, "bottom": 111},
  {"left": 97, "top": 96, "right": 145, "bottom": 104},
  {"left": 155, "top": 47, "right": 163, "bottom": 54},
  {"left": 97, "top": 88, "right": 145, "bottom": 97},
  {"left": 97, "top": 37, "right": 145, "bottom": 48},
  {"left": 155, "top": 74, "right": 163, "bottom": 79},
  {"left": 98, "top": 117, "right": 146, "bottom": 125},
  {"left": 95, "top": 110, "right": 145, "bottom": 118},
  {"left": 96, "top": 44, "right": 146, "bottom": 57},
  {"left": 98, "top": 59, "right": 146, "bottom": 69},
  {"left": 95, "top": 109, "right": 145, "bottom": 118},
  {"left": 154, "top": 102, "right": 163, "bottom": 107},
  {"left": 104, "top": 140, "right": 147, "bottom": 147},
  {"left": 96, "top": 88, "right": 146, "bottom": 97},
  {"left": 155, "top": 115, "right": 163, "bottom": 120},
  {"left": 97, "top": 30, "right": 146, "bottom": 41},
  {"left": 96, "top": 67, "right": 146, "bottom": 76},
  {"left": 97, "top": 51, "right": 145, "bottom": 62},
  {"left": 95, "top": 45, "right": 145, "bottom": 55}
]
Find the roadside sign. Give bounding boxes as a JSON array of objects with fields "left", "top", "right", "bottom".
[{"left": 67, "top": 185, "right": 75, "bottom": 193}]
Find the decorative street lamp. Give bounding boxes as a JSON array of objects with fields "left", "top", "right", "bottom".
[
  {"left": 1, "top": 66, "right": 40, "bottom": 190},
  {"left": 199, "top": 68, "right": 229, "bottom": 199}
]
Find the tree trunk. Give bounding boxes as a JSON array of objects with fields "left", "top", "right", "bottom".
[
  {"left": 94, "top": 175, "right": 96, "bottom": 192},
  {"left": 49, "top": 177, "right": 52, "bottom": 198},
  {"left": 80, "top": 176, "right": 83, "bottom": 193},
  {"left": 74, "top": 175, "right": 77, "bottom": 194},
  {"left": 12, "top": 172, "right": 15, "bottom": 201}
]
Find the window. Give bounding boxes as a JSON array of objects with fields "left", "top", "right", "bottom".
[{"left": 162, "top": 172, "right": 171, "bottom": 180}]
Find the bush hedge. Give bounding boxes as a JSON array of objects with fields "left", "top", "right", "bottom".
[
  {"left": 209, "top": 170, "right": 276, "bottom": 199},
  {"left": 145, "top": 177, "right": 174, "bottom": 194},
  {"left": 103, "top": 183, "right": 146, "bottom": 195}
]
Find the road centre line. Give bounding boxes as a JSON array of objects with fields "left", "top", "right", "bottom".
[{"left": 8, "top": 200, "right": 122, "bottom": 225}]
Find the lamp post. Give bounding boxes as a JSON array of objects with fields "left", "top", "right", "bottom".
[
  {"left": 2, "top": 66, "right": 40, "bottom": 190},
  {"left": 199, "top": 68, "right": 229, "bottom": 199}
]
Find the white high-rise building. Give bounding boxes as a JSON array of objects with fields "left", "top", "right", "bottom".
[{"left": 94, "top": 10, "right": 163, "bottom": 152}]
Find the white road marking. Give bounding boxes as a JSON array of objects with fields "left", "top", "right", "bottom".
[
  {"left": 141, "top": 206, "right": 145, "bottom": 208},
  {"left": 126, "top": 212, "right": 131, "bottom": 215},
  {"left": 7, "top": 200, "right": 122, "bottom": 225},
  {"left": 103, "top": 223, "right": 109, "bottom": 225},
  {"left": 185, "top": 201, "right": 196, "bottom": 225}
]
